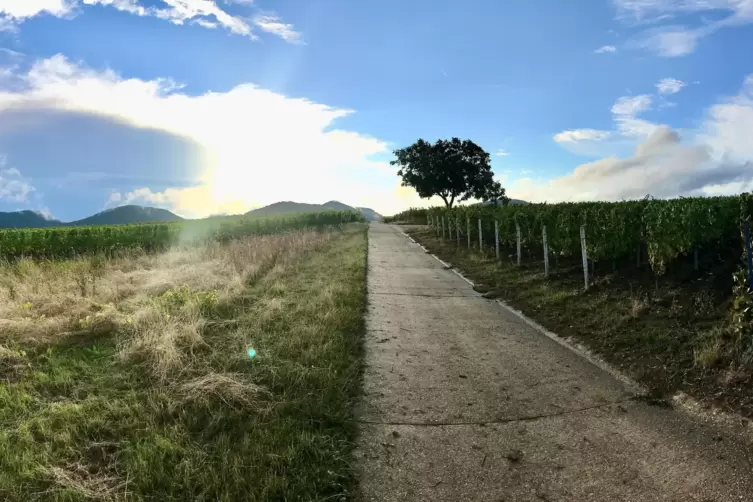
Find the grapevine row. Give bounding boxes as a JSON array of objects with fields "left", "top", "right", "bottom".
[
  {"left": 0, "top": 211, "right": 363, "bottom": 260},
  {"left": 426, "top": 196, "right": 741, "bottom": 275}
]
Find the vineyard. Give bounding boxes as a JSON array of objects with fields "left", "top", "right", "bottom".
[
  {"left": 0, "top": 211, "right": 363, "bottom": 259},
  {"left": 416, "top": 196, "right": 744, "bottom": 281},
  {"left": 395, "top": 195, "right": 753, "bottom": 415}
]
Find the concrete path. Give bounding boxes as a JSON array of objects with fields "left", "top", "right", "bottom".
[{"left": 356, "top": 223, "right": 753, "bottom": 502}]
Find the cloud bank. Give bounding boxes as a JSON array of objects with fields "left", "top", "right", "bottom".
[
  {"left": 520, "top": 73, "right": 753, "bottom": 203},
  {"left": 0, "top": 55, "right": 401, "bottom": 217},
  {"left": 0, "top": 0, "right": 303, "bottom": 42}
]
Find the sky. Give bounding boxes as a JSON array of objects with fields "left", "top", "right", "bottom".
[{"left": 1, "top": 0, "right": 753, "bottom": 220}]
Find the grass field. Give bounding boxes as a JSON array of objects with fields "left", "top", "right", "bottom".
[
  {"left": 405, "top": 226, "right": 753, "bottom": 418},
  {"left": 0, "top": 224, "right": 367, "bottom": 501}
]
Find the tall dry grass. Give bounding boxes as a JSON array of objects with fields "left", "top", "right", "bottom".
[{"left": 0, "top": 229, "right": 335, "bottom": 380}]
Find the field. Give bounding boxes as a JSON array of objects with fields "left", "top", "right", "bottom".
[
  {"left": 0, "top": 212, "right": 367, "bottom": 501},
  {"left": 395, "top": 196, "right": 753, "bottom": 416}
]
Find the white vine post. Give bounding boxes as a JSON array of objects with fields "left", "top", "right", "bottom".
[
  {"left": 543, "top": 225, "right": 549, "bottom": 277},
  {"left": 456, "top": 217, "right": 460, "bottom": 246},
  {"left": 515, "top": 222, "right": 521, "bottom": 266},
  {"left": 441, "top": 216, "right": 446, "bottom": 240},
  {"left": 494, "top": 220, "right": 500, "bottom": 260},
  {"left": 478, "top": 218, "right": 483, "bottom": 250},
  {"left": 580, "top": 225, "right": 589, "bottom": 290},
  {"left": 466, "top": 216, "right": 471, "bottom": 249}
]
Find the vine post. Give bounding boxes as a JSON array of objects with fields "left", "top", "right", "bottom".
[
  {"left": 441, "top": 216, "right": 446, "bottom": 240},
  {"left": 580, "top": 225, "right": 589, "bottom": 290},
  {"left": 543, "top": 225, "right": 549, "bottom": 277},
  {"left": 478, "top": 218, "right": 483, "bottom": 250},
  {"left": 456, "top": 217, "right": 460, "bottom": 246},
  {"left": 515, "top": 222, "right": 521, "bottom": 266},
  {"left": 466, "top": 216, "right": 471, "bottom": 249},
  {"left": 745, "top": 223, "right": 753, "bottom": 288},
  {"left": 494, "top": 220, "right": 500, "bottom": 260},
  {"left": 448, "top": 217, "right": 453, "bottom": 242}
]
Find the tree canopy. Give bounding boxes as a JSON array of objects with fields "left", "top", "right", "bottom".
[{"left": 391, "top": 138, "right": 506, "bottom": 208}]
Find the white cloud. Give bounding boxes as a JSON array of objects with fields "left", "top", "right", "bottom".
[
  {"left": 614, "top": 0, "right": 753, "bottom": 22},
  {"left": 253, "top": 14, "right": 303, "bottom": 43},
  {"left": 698, "top": 75, "right": 753, "bottom": 164},
  {"left": 611, "top": 94, "right": 659, "bottom": 137},
  {"left": 553, "top": 94, "right": 658, "bottom": 156},
  {"left": 656, "top": 77, "right": 686, "bottom": 94},
  {"left": 553, "top": 129, "right": 611, "bottom": 144},
  {"left": 0, "top": 55, "right": 397, "bottom": 217},
  {"left": 0, "top": 158, "right": 35, "bottom": 202},
  {"left": 83, "top": 0, "right": 146, "bottom": 16},
  {"left": 594, "top": 45, "right": 617, "bottom": 53},
  {"left": 0, "top": 0, "right": 302, "bottom": 41},
  {"left": 513, "top": 127, "right": 722, "bottom": 202},
  {"left": 615, "top": 0, "right": 753, "bottom": 56},
  {"left": 513, "top": 72, "right": 753, "bottom": 202},
  {"left": 637, "top": 26, "right": 703, "bottom": 57},
  {"left": 0, "top": 0, "right": 74, "bottom": 21},
  {"left": 495, "top": 149, "right": 510, "bottom": 156}
]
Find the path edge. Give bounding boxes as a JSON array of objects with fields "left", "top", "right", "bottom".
[
  {"left": 399, "top": 228, "right": 645, "bottom": 396},
  {"left": 397, "top": 227, "right": 753, "bottom": 436}
]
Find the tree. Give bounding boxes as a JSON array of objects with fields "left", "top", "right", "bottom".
[{"left": 391, "top": 137, "right": 507, "bottom": 208}]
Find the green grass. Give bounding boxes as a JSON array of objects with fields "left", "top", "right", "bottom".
[
  {"left": 406, "top": 226, "right": 753, "bottom": 416},
  {"left": 0, "top": 226, "right": 367, "bottom": 501}
]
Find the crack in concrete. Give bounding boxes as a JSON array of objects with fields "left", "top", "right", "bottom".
[{"left": 357, "top": 398, "right": 633, "bottom": 427}]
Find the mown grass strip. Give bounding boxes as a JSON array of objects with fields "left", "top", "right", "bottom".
[{"left": 0, "top": 225, "right": 367, "bottom": 501}]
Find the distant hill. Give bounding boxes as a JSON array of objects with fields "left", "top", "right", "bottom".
[
  {"left": 0, "top": 210, "right": 63, "bottom": 229},
  {"left": 0, "top": 205, "right": 184, "bottom": 229},
  {"left": 69, "top": 205, "right": 184, "bottom": 226},
  {"left": 247, "top": 200, "right": 382, "bottom": 221}
]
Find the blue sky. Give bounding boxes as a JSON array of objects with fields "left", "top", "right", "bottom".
[{"left": 1, "top": 0, "right": 753, "bottom": 219}]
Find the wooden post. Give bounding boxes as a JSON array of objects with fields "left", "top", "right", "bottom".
[
  {"left": 543, "top": 225, "right": 549, "bottom": 277},
  {"left": 515, "top": 222, "right": 521, "bottom": 266},
  {"left": 580, "top": 225, "right": 589, "bottom": 290},
  {"left": 466, "top": 217, "right": 471, "bottom": 249},
  {"left": 441, "top": 216, "right": 446, "bottom": 240},
  {"left": 448, "top": 217, "right": 453, "bottom": 241},
  {"left": 478, "top": 218, "right": 483, "bottom": 250},
  {"left": 746, "top": 223, "right": 753, "bottom": 287},
  {"left": 456, "top": 217, "right": 460, "bottom": 246},
  {"left": 494, "top": 220, "right": 500, "bottom": 260}
]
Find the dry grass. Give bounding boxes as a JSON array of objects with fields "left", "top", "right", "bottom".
[
  {"left": 0, "top": 225, "right": 368, "bottom": 501},
  {"left": 0, "top": 230, "right": 334, "bottom": 380},
  {"left": 179, "top": 372, "right": 268, "bottom": 409}
]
